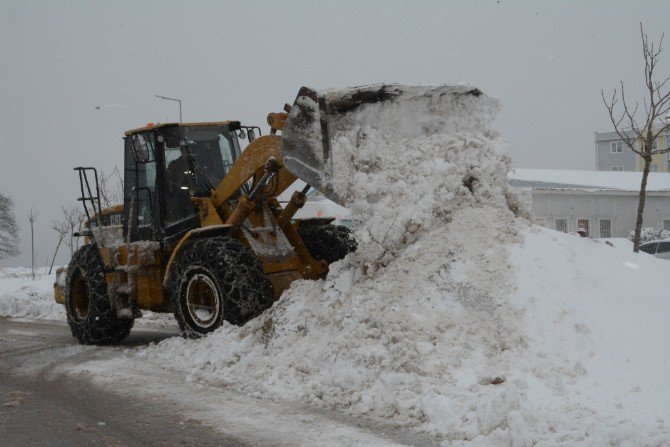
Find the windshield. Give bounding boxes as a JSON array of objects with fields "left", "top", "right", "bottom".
[{"left": 162, "top": 125, "right": 240, "bottom": 195}]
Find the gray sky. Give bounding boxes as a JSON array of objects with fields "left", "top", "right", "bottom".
[{"left": 1, "top": 0, "right": 669, "bottom": 267}]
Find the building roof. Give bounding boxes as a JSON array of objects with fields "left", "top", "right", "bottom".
[
  {"left": 594, "top": 130, "right": 636, "bottom": 142},
  {"left": 508, "top": 169, "right": 670, "bottom": 192}
]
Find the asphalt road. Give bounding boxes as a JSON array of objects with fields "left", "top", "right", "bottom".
[
  {"left": 0, "top": 318, "right": 251, "bottom": 447},
  {"left": 0, "top": 317, "right": 439, "bottom": 447}
]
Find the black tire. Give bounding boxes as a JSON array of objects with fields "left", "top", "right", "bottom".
[
  {"left": 171, "top": 237, "right": 273, "bottom": 339},
  {"left": 64, "top": 244, "right": 134, "bottom": 345},
  {"left": 298, "top": 223, "right": 357, "bottom": 265}
]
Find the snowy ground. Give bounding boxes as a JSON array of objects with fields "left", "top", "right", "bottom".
[
  {"left": 0, "top": 267, "right": 174, "bottom": 328},
  {"left": 2, "top": 87, "right": 668, "bottom": 446},
  {"left": 133, "top": 227, "right": 669, "bottom": 447},
  {"left": 2, "top": 230, "right": 668, "bottom": 446}
]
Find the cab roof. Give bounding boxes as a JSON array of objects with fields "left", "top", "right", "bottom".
[{"left": 124, "top": 121, "right": 240, "bottom": 137}]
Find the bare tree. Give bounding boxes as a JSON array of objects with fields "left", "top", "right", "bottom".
[
  {"left": 28, "top": 209, "right": 37, "bottom": 280},
  {"left": 62, "top": 206, "right": 85, "bottom": 257},
  {"left": 99, "top": 167, "right": 124, "bottom": 209},
  {"left": 48, "top": 219, "right": 69, "bottom": 274},
  {"left": 48, "top": 206, "right": 85, "bottom": 273},
  {"left": 602, "top": 23, "right": 670, "bottom": 252},
  {"left": 0, "top": 193, "right": 19, "bottom": 259}
]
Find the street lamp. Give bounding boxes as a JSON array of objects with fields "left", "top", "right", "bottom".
[{"left": 155, "top": 94, "right": 182, "bottom": 123}]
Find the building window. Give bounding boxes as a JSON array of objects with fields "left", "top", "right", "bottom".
[
  {"left": 610, "top": 141, "right": 623, "bottom": 153},
  {"left": 599, "top": 219, "right": 612, "bottom": 238},
  {"left": 652, "top": 139, "right": 658, "bottom": 150},
  {"left": 650, "top": 164, "right": 659, "bottom": 172},
  {"left": 664, "top": 219, "right": 670, "bottom": 231},
  {"left": 611, "top": 166, "right": 623, "bottom": 171},
  {"left": 555, "top": 218, "right": 567, "bottom": 233},
  {"left": 577, "top": 219, "right": 589, "bottom": 236}
]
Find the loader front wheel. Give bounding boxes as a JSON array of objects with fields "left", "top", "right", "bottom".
[
  {"left": 64, "top": 244, "right": 134, "bottom": 345},
  {"left": 298, "top": 223, "right": 357, "bottom": 265},
  {"left": 171, "top": 237, "right": 272, "bottom": 339}
]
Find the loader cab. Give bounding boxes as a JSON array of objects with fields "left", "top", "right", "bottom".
[{"left": 123, "top": 121, "right": 243, "bottom": 244}]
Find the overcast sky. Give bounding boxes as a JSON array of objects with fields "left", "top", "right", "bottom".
[{"left": 1, "top": 0, "right": 669, "bottom": 267}]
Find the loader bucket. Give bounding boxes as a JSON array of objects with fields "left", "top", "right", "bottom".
[{"left": 280, "top": 84, "right": 485, "bottom": 205}]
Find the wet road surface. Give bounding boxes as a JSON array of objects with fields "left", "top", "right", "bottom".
[
  {"left": 0, "top": 318, "right": 251, "bottom": 447},
  {"left": 0, "top": 317, "right": 438, "bottom": 447}
]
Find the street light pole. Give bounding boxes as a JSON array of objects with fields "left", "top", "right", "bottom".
[{"left": 155, "top": 94, "right": 183, "bottom": 123}]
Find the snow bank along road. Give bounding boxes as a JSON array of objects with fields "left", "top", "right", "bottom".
[{"left": 0, "top": 317, "right": 438, "bottom": 447}]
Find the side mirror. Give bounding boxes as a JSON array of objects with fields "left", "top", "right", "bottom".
[{"left": 131, "top": 134, "right": 150, "bottom": 163}]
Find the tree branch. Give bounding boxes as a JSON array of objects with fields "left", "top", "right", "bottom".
[{"left": 601, "top": 89, "right": 643, "bottom": 155}]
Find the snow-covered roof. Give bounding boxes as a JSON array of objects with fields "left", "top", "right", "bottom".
[{"left": 508, "top": 169, "right": 670, "bottom": 192}]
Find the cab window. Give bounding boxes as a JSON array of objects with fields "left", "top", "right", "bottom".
[{"left": 162, "top": 126, "right": 239, "bottom": 228}]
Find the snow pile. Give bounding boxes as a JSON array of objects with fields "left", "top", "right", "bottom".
[
  {"left": 141, "top": 88, "right": 532, "bottom": 439},
  {"left": 506, "top": 229, "right": 670, "bottom": 446},
  {"left": 0, "top": 267, "right": 65, "bottom": 320},
  {"left": 136, "top": 87, "right": 669, "bottom": 445},
  {"left": 326, "top": 87, "right": 508, "bottom": 271}
]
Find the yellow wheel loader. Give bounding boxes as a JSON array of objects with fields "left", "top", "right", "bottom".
[{"left": 53, "top": 84, "right": 478, "bottom": 344}]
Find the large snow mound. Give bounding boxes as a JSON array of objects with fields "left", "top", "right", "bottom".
[
  {"left": 0, "top": 84, "right": 663, "bottom": 444},
  {"left": 327, "top": 88, "right": 507, "bottom": 272},
  {"left": 506, "top": 228, "right": 670, "bottom": 446},
  {"left": 140, "top": 230, "right": 670, "bottom": 446}
]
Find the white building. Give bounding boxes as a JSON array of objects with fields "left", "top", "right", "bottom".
[{"left": 509, "top": 169, "right": 670, "bottom": 238}]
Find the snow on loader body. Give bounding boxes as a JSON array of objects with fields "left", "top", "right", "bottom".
[{"left": 53, "top": 84, "right": 468, "bottom": 344}]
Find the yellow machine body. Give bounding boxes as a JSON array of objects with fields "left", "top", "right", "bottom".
[
  {"left": 54, "top": 84, "right": 465, "bottom": 342},
  {"left": 54, "top": 117, "right": 328, "bottom": 315}
]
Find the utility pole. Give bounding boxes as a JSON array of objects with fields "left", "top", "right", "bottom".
[{"left": 28, "top": 209, "right": 37, "bottom": 279}]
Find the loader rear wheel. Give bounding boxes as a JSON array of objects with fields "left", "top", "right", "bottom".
[
  {"left": 64, "top": 244, "right": 134, "bottom": 345},
  {"left": 298, "top": 223, "right": 357, "bottom": 265},
  {"left": 171, "top": 237, "right": 272, "bottom": 339}
]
